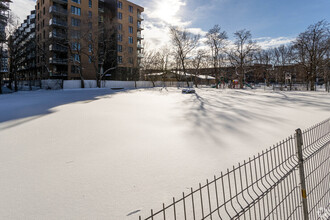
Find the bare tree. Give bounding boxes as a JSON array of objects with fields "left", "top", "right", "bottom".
[
  {"left": 227, "top": 29, "right": 259, "bottom": 89},
  {"left": 254, "top": 49, "right": 274, "bottom": 86},
  {"left": 6, "top": 11, "right": 20, "bottom": 92},
  {"left": 82, "top": 15, "right": 117, "bottom": 88},
  {"left": 206, "top": 25, "right": 228, "bottom": 88},
  {"left": 170, "top": 26, "right": 200, "bottom": 87},
  {"left": 294, "top": 20, "right": 330, "bottom": 91},
  {"left": 273, "top": 45, "right": 294, "bottom": 90},
  {"left": 189, "top": 49, "right": 207, "bottom": 87},
  {"left": 0, "top": 0, "right": 12, "bottom": 94}
]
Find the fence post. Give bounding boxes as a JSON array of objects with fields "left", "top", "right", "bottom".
[{"left": 295, "top": 128, "right": 309, "bottom": 220}]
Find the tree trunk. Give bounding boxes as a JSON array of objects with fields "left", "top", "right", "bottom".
[
  {"left": 0, "top": 74, "right": 2, "bottom": 94},
  {"left": 14, "top": 72, "right": 18, "bottom": 92},
  {"left": 80, "top": 78, "right": 84, "bottom": 88}
]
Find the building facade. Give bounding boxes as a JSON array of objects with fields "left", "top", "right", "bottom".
[
  {"left": 10, "top": 10, "right": 37, "bottom": 81},
  {"left": 30, "top": 0, "right": 144, "bottom": 81}
]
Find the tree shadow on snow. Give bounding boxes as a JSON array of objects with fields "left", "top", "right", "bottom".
[
  {"left": 180, "top": 89, "right": 330, "bottom": 147},
  {"left": 0, "top": 89, "right": 135, "bottom": 130}
]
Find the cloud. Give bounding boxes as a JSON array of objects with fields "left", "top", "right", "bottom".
[
  {"left": 255, "top": 37, "right": 296, "bottom": 49},
  {"left": 146, "top": 0, "right": 188, "bottom": 27},
  {"left": 10, "top": 0, "right": 36, "bottom": 22},
  {"left": 143, "top": 0, "right": 196, "bottom": 50}
]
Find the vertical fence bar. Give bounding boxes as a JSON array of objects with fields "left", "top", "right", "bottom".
[{"left": 295, "top": 128, "right": 309, "bottom": 220}]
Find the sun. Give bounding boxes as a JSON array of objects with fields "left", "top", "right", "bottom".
[{"left": 154, "top": 0, "right": 185, "bottom": 24}]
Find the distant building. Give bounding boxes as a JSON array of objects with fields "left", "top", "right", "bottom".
[{"left": 9, "top": 0, "right": 144, "bottom": 81}]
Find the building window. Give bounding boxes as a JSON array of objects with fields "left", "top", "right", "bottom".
[
  {"left": 118, "top": 23, "right": 122, "bottom": 31},
  {"left": 89, "top": 0, "right": 92, "bottom": 8},
  {"left": 118, "top": 1, "right": 122, "bottom": 9},
  {"left": 89, "top": 44, "right": 92, "bottom": 53},
  {"left": 129, "top": 26, "right": 133, "bottom": 34},
  {"left": 118, "top": 12, "right": 122, "bottom": 20},
  {"left": 73, "top": 54, "right": 80, "bottom": 62},
  {"left": 71, "top": 18, "right": 81, "bottom": 26},
  {"left": 129, "top": 5, "right": 133, "bottom": 13},
  {"left": 118, "top": 56, "right": 122, "bottom": 64},
  {"left": 71, "top": 30, "right": 81, "bottom": 39},
  {"left": 71, "top": 65, "right": 80, "bottom": 74},
  {"left": 43, "top": 7, "right": 45, "bottom": 15},
  {"left": 128, "top": 36, "right": 133, "bottom": 44},
  {"left": 72, "top": 0, "right": 81, "bottom": 3},
  {"left": 117, "top": 44, "right": 122, "bottom": 52},
  {"left": 89, "top": 56, "right": 92, "bottom": 63},
  {"left": 88, "top": 11, "right": 92, "bottom": 18},
  {"left": 129, "top": 16, "right": 133, "bottom": 24},
  {"left": 88, "top": 22, "right": 92, "bottom": 29},
  {"left": 128, "top": 47, "right": 133, "bottom": 54},
  {"left": 71, "top": 42, "right": 81, "bottom": 51},
  {"left": 71, "top": 6, "right": 81, "bottom": 16},
  {"left": 128, "top": 57, "right": 133, "bottom": 64},
  {"left": 118, "top": 34, "right": 122, "bottom": 42},
  {"left": 88, "top": 33, "right": 92, "bottom": 41}
]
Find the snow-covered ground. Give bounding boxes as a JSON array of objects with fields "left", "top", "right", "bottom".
[{"left": 0, "top": 88, "right": 329, "bottom": 220}]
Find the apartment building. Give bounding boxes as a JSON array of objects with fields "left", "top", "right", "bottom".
[
  {"left": 10, "top": 11, "right": 37, "bottom": 81},
  {"left": 0, "top": 0, "right": 11, "bottom": 42},
  {"left": 115, "top": 0, "right": 144, "bottom": 80},
  {"left": 27, "top": 0, "right": 144, "bottom": 81}
]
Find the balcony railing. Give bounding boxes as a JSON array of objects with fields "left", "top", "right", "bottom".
[
  {"left": 49, "top": 57, "right": 68, "bottom": 65},
  {"left": 98, "top": 7, "right": 104, "bottom": 13},
  {"left": 52, "top": 0, "right": 68, "bottom": 4},
  {"left": 49, "top": 31, "right": 66, "bottom": 39},
  {"left": 50, "top": 72, "right": 68, "bottom": 77},
  {"left": 137, "top": 33, "right": 144, "bottom": 39},
  {"left": 137, "top": 44, "right": 144, "bottom": 49},
  {"left": 137, "top": 24, "right": 144, "bottom": 30},
  {"left": 49, "top": 18, "right": 67, "bottom": 27},
  {"left": 49, "top": 6, "right": 68, "bottom": 15},
  {"left": 137, "top": 13, "right": 144, "bottom": 20},
  {"left": 49, "top": 44, "right": 68, "bottom": 53},
  {"left": 138, "top": 53, "right": 144, "bottom": 58}
]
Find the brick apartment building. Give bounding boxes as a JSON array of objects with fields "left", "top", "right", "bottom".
[{"left": 10, "top": 0, "right": 144, "bottom": 81}]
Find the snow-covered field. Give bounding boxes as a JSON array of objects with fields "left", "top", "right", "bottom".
[{"left": 0, "top": 88, "right": 329, "bottom": 220}]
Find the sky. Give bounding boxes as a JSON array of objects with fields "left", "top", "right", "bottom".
[{"left": 10, "top": 0, "right": 330, "bottom": 50}]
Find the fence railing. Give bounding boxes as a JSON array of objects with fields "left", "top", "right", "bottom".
[{"left": 139, "top": 118, "right": 330, "bottom": 220}]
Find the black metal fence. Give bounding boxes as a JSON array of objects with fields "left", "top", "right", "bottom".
[{"left": 139, "top": 118, "right": 330, "bottom": 220}]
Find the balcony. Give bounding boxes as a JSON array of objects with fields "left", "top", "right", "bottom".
[
  {"left": 98, "top": 7, "right": 104, "bottom": 13},
  {"left": 137, "top": 24, "right": 144, "bottom": 30},
  {"left": 49, "top": 31, "right": 66, "bottom": 39},
  {"left": 49, "top": 44, "right": 68, "bottom": 53},
  {"left": 137, "top": 33, "right": 144, "bottom": 39},
  {"left": 137, "top": 44, "right": 144, "bottom": 50},
  {"left": 49, "top": 18, "right": 67, "bottom": 28},
  {"left": 137, "top": 13, "right": 144, "bottom": 21},
  {"left": 138, "top": 53, "right": 144, "bottom": 58},
  {"left": 49, "top": 6, "right": 68, "bottom": 15},
  {"left": 49, "top": 57, "right": 68, "bottom": 65},
  {"left": 51, "top": 72, "right": 68, "bottom": 77},
  {"left": 52, "top": 0, "right": 68, "bottom": 5}
]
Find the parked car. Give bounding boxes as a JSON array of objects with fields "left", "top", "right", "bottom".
[{"left": 182, "top": 88, "right": 196, "bottom": 94}]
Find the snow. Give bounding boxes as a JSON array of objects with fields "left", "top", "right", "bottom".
[{"left": 0, "top": 88, "right": 329, "bottom": 220}]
